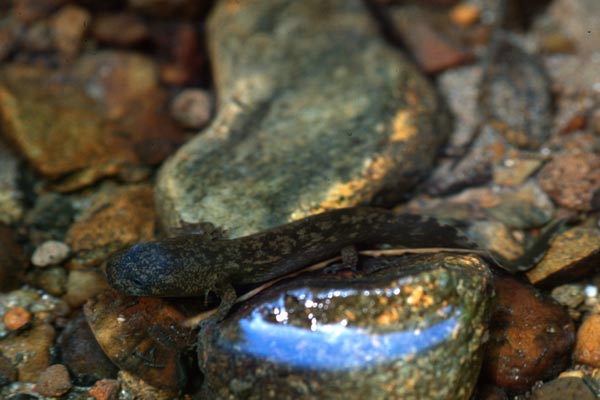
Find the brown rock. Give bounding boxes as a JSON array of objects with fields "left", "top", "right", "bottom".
[
  {"left": 483, "top": 276, "right": 575, "bottom": 393},
  {"left": 12, "top": 0, "right": 67, "bottom": 24},
  {"left": 493, "top": 157, "right": 543, "bottom": 187},
  {"left": 0, "top": 18, "right": 20, "bottom": 62},
  {"left": 35, "top": 364, "right": 72, "bottom": 397},
  {"left": 128, "top": 0, "right": 209, "bottom": 17},
  {"left": 63, "top": 269, "right": 110, "bottom": 307},
  {"left": 118, "top": 370, "right": 179, "bottom": 400},
  {"left": 393, "top": 7, "right": 472, "bottom": 74},
  {"left": 530, "top": 377, "right": 596, "bottom": 400},
  {"left": 92, "top": 13, "right": 150, "bottom": 46},
  {"left": 574, "top": 314, "right": 600, "bottom": 367},
  {"left": 50, "top": 4, "right": 91, "bottom": 59},
  {"left": 25, "top": 192, "right": 75, "bottom": 245},
  {"left": 538, "top": 152, "right": 600, "bottom": 211},
  {"left": 89, "top": 379, "right": 120, "bottom": 400},
  {"left": 3, "top": 306, "right": 31, "bottom": 331},
  {"left": 527, "top": 225, "right": 600, "bottom": 286},
  {"left": 65, "top": 184, "right": 155, "bottom": 269},
  {"left": 58, "top": 312, "right": 118, "bottom": 384},
  {"left": 0, "top": 54, "right": 185, "bottom": 190},
  {"left": 84, "top": 290, "right": 193, "bottom": 391},
  {"left": 158, "top": 23, "right": 204, "bottom": 86},
  {"left": 0, "top": 322, "right": 56, "bottom": 382},
  {"left": 474, "top": 384, "right": 508, "bottom": 400},
  {"left": 30, "top": 266, "right": 68, "bottom": 296},
  {"left": 0, "top": 352, "right": 17, "bottom": 386},
  {"left": 0, "top": 224, "right": 25, "bottom": 291}
]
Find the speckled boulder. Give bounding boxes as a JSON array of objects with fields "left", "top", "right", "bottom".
[
  {"left": 155, "top": 0, "right": 450, "bottom": 237},
  {"left": 199, "top": 253, "right": 493, "bottom": 399}
]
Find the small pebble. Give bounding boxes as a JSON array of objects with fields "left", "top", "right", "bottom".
[
  {"left": 63, "top": 269, "right": 109, "bottom": 308},
  {"left": 31, "top": 240, "right": 70, "bottom": 267},
  {"left": 574, "top": 314, "right": 600, "bottom": 367},
  {"left": 450, "top": 4, "right": 481, "bottom": 26},
  {"left": 50, "top": 5, "right": 91, "bottom": 59},
  {"left": 170, "top": 88, "right": 212, "bottom": 129},
  {"left": 35, "top": 364, "right": 71, "bottom": 397},
  {"left": 3, "top": 306, "right": 31, "bottom": 331},
  {"left": 538, "top": 152, "right": 600, "bottom": 211},
  {"left": 89, "top": 379, "right": 120, "bottom": 400},
  {"left": 32, "top": 267, "right": 68, "bottom": 296}
]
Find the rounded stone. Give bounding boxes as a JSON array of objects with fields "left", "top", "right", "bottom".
[
  {"left": 170, "top": 88, "right": 212, "bottom": 129},
  {"left": 35, "top": 364, "right": 72, "bottom": 397},
  {"left": 199, "top": 253, "right": 492, "bottom": 399},
  {"left": 31, "top": 240, "right": 70, "bottom": 267}
]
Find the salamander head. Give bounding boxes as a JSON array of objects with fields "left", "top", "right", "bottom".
[{"left": 106, "top": 241, "right": 181, "bottom": 297}]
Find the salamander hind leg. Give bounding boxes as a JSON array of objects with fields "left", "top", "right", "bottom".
[
  {"left": 199, "top": 281, "right": 237, "bottom": 330},
  {"left": 324, "top": 245, "right": 360, "bottom": 274}
]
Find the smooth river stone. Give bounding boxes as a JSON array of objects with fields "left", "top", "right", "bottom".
[
  {"left": 199, "top": 253, "right": 493, "bottom": 399},
  {"left": 155, "top": 0, "right": 450, "bottom": 237}
]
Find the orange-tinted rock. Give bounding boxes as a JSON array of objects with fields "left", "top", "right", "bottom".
[
  {"left": 0, "top": 53, "right": 185, "bottom": 190},
  {"left": 89, "top": 379, "right": 120, "bottom": 400},
  {"left": 3, "top": 306, "right": 32, "bottom": 331},
  {"left": 574, "top": 314, "right": 600, "bottom": 367},
  {"left": 92, "top": 13, "right": 150, "bottom": 46},
  {"left": 483, "top": 276, "right": 575, "bottom": 393},
  {"left": 35, "top": 364, "right": 72, "bottom": 397},
  {"left": 0, "top": 322, "right": 56, "bottom": 382},
  {"left": 65, "top": 184, "right": 155, "bottom": 269},
  {"left": 84, "top": 290, "right": 193, "bottom": 391},
  {"left": 450, "top": 4, "right": 481, "bottom": 27},
  {"left": 527, "top": 226, "right": 600, "bottom": 286},
  {"left": 538, "top": 152, "right": 600, "bottom": 211}
]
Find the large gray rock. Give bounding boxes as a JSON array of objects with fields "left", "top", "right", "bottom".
[{"left": 156, "top": 0, "right": 450, "bottom": 237}]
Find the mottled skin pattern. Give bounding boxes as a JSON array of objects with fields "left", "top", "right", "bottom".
[{"left": 106, "top": 207, "right": 557, "bottom": 319}]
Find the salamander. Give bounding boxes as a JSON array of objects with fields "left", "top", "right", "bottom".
[{"left": 105, "top": 207, "right": 556, "bottom": 319}]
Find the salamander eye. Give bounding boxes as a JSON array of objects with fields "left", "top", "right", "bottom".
[{"left": 131, "top": 277, "right": 146, "bottom": 288}]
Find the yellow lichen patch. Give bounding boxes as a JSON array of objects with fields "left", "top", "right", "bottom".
[
  {"left": 391, "top": 110, "right": 417, "bottom": 143},
  {"left": 292, "top": 154, "right": 395, "bottom": 219},
  {"left": 344, "top": 309, "right": 357, "bottom": 322},
  {"left": 377, "top": 307, "right": 400, "bottom": 325}
]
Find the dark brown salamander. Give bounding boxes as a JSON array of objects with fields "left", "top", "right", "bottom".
[{"left": 105, "top": 207, "right": 557, "bottom": 319}]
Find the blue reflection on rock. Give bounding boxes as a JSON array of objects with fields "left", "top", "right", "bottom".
[{"left": 236, "top": 288, "right": 461, "bottom": 371}]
